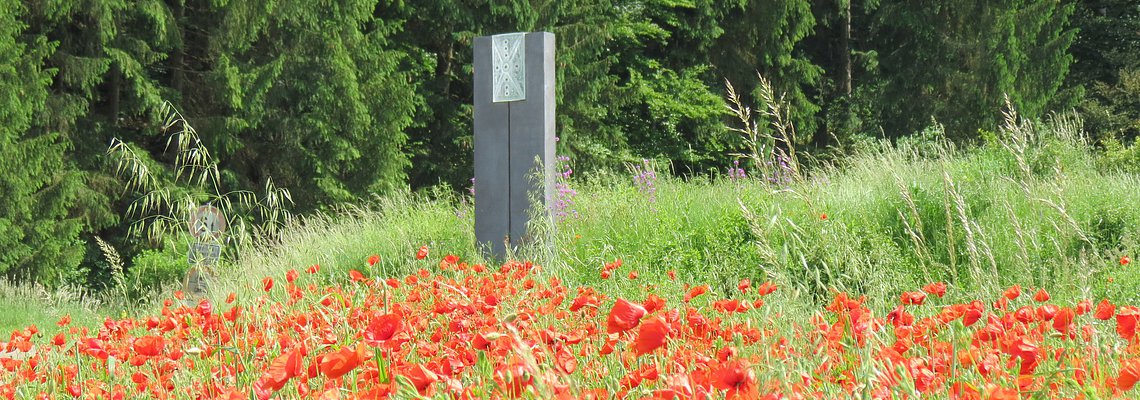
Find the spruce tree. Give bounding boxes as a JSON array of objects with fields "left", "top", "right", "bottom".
[
  {"left": 182, "top": 0, "right": 426, "bottom": 208},
  {"left": 1069, "top": 0, "right": 1140, "bottom": 139},
  {"left": 0, "top": 0, "right": 86, "bottom": 284},
  {"left": 870, "top": 1, "right": 1076, "bottom": 138},
  {"left": 713, "top": 0, "right": 824, "bottom": 145}
]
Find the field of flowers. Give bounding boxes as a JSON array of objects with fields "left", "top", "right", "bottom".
[{"left": 3, "top": 248, "right": 1140, "bottom": 399}]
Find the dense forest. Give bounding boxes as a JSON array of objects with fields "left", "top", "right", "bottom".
[{"left": 1, "top": 0, "right": 1137, "bottom": 288}]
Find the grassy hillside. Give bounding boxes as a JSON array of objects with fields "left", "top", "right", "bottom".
[
  {"left": 4, "top": 112, "right": 1140, "bottom": 332},
  {"left": 208, "top": 113, "right": 1140, "bottom": 309}
]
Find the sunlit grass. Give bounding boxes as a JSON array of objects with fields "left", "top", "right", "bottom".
[{"left": 5, "top": 113, "right": 1140, "bottom": 338}]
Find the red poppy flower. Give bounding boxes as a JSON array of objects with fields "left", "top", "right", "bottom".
[
  {"left": 684, "top": 285, "right": 710, "bottom": 302},
  {"left": 986, "top": 385, "right": 1019, "bottom": 400},
  {"left": 1036, "top": 304, "right": 1059, "bottom": 321},
  {"left": 257, "top": 349, "right": 303, "bottom": 394},
  {"left": 887, "top": 305, "right": 914, "bottom": 327},
  {"left": 1013, "top": 306, "right": 1036, "bottom": 323},
  {"left": 711, "top": 360, "right": 758, "bottom": 399},
  {"left": 554, "top": 346, "right": 577, "bottom": 374},
  {"left": 473, "top": 331, "right": 498, "bottom": 351},
  {"left": 628, "top": 271, "right": 639, "bottom": 280},
  {"left": 922, "top": 282, "right": 947, "bottom": 298},
  {"left": 1117, "top": 306, "right": 1140, "bottom": 342},
  {"left": 416, "top": 245, "right": 429, "bottom": 260},
  {"left": 307, "top": 264, "right": 321, "bottom": 274},
  {"left": 1119, "top": 359, "right": 1140, "bottom": 391},
  {"left": 1003, "top": 285, "right": 1021, "bottom": 300},
  {"left": 716, "top": 346, "right": 738, "bottom": 362},
  {"left": 320, "top": 343, "right": 372, "bottom": 379},
  {"left": 132, "top": 336, "right": 165, "bottom": 357},
  {"left": 608, "top": 298, "right": 648, "bottom": 333},
  {"left": 1122, "top": 255, "right": 1132, "bottom": 266},
  {"left": 349, "top": 270, "right": 366, "bottom": 282},
  {"left": 364, "top": 313, "right": 403, "bottom": 345},
  {"left": 737, "top": 279, "right": 751, "bottom": 294},
  {"left": 901, "top": 291, "right": 926, "bottom": 305},
  {"left": 570, "top": 293, "right": 599, "bottom": 312},
  {"left": 1008, "top": 337, "right": 1040, "bottom": 375},
  {"left": 963, "top": 303, "right": 984, "bottom": 327},
  {"left": 1076, "top": 299, "right": 1093, "bottom": 315},
  {"left": 442, "top": 254, "right": 459, "bottom": 265},
  {"left": 1053, "top": 307, "right": 1075, "bottom": 334},
  {"left": 1096, "top": 299, "right": 1116, "bottom": 320},
  {"left": 635, "top": 315, "right": 669, "bottom": 356},
  {"left": 643, "top": 294, "right": 666, "bottom": 314},
  {"left": 28, "top": 243, "right": 1140, "bottom": 399},
  {"left": 196, "top": 299, "right": 213, "bottom": 316},
  {"left": 367, "top": 254, "right": 380, "bottom": 266},
  {"left": 756, "top": 281, "right": 777, "bottom": 296},
  {"left": 405, "top": 364, "right": 438, "bottom": 395}
]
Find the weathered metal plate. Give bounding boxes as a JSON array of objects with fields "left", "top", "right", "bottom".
[
  {"left": 185, "top": 267, "right": 210, "bottom": 296},
  {"left": 492, "top": 33, "right": 526, "bottom": 102},
  {"left": 190, "top": 204, "right": 226, "bottom": 239},
  {"left": 187, "top": 242, "right": 222, "bottom": 265}
]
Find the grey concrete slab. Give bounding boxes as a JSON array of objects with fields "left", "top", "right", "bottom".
[
  {"left": 508, "top": 32, "right": 556, "bottom": 245},
  {"left": 474, "top": 35, "right": 512, "bottom": 257},
  {"left": 474, "top": 32, "right": 555, "bottom": 260}
]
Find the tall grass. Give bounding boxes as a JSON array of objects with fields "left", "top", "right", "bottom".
[
  {"left": 190, "top": 110, "right": 1140, "bottom": 312},
  {"left": 5, "top": 111, "right": 1140, "bottom": 334}
]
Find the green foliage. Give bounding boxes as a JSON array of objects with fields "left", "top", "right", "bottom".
[
  {"left": 621, "top": 65, "right": 727, "bottom": 173},
  {"left": 109, "top": 103, "right": 293, "bottom": 247},
  {"left": 1069, "top": 0, "right": 1140, "bottom": 87},
  {"left": 598, "top": 0, "right": 731, "bottom": 173},
  {"left": 196, "top": 112, "right": 1139, "bottom": 312},
  {"left": 869, "top": 1, "right": 1077, "bottom": 138},
  {"left": 1080, "top": 67, "right": 1140, "bottom": 140},
  {"left": 126, "top": 247, "right": 187, "bottom": 300},
  {"left": 0, "top": 0, "right": 86, "bottom": 285},
  {"left": 715, "top": 0, "right": 824, "bottom": 143},
  {"left": 0, "top": 278, "right": 104, "bottom": 334},
  {"left": 8, "top": 108, "right": 1140, "bottom": 335},
  {"left": 1097, "top": 137, "right": 1140, "bottom": 174},
  {"left": 106, "top": 103, "right": 294, "bottom": 297},
  {"left": 210, "top": 191, "right": 477, "bottom": 298},
  {"left": 201, "top": 0, "right": 424, "bottom": 208}
]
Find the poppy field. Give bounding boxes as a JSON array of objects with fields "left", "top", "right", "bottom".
[{"left": 2, "top": 249, "right": 1140, "bottom": 399}]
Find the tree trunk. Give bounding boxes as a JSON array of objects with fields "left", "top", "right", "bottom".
[
  {"left": 439, "top": 38, "right": 455, "bottom": 99},
  {"left": 171, "top": 0, "right": 186, "bottom": 96},
  {"left": 839, "top": 0, "right": 852, "bottom": 96},
  {"left": 108, "top": 64, "right": 121, "bottom": 125}
]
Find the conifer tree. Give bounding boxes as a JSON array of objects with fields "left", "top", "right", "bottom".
[
  {"left": 1069, "top": 0, "right": 1140, "bottom": 139},
  {"left": 713, "top": 0, "right": 824, "bottom": 145},
  {"left": 870, "top": 1, "right": 1076, "bottom": 138},
  {"left": 184, "top": 0, "right": 426, "bottom": 208},
  {"left": 0, "top": 0, "right": 86, "bottom": 284}
]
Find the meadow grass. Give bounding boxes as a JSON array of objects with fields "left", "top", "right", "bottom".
[
  {"left": 4, "top": 114, "right": 1140, "bottom": 399},
  {"left": 5, "top": 113, "right": 1140, "bottom": 335},
  {"left": 0, "top": 280, "right": 105, "bottom": 334}
]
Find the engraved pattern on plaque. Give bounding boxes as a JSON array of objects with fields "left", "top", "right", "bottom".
[{"left": 492, "top": 33, "right": 526, "bottom": 102}]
